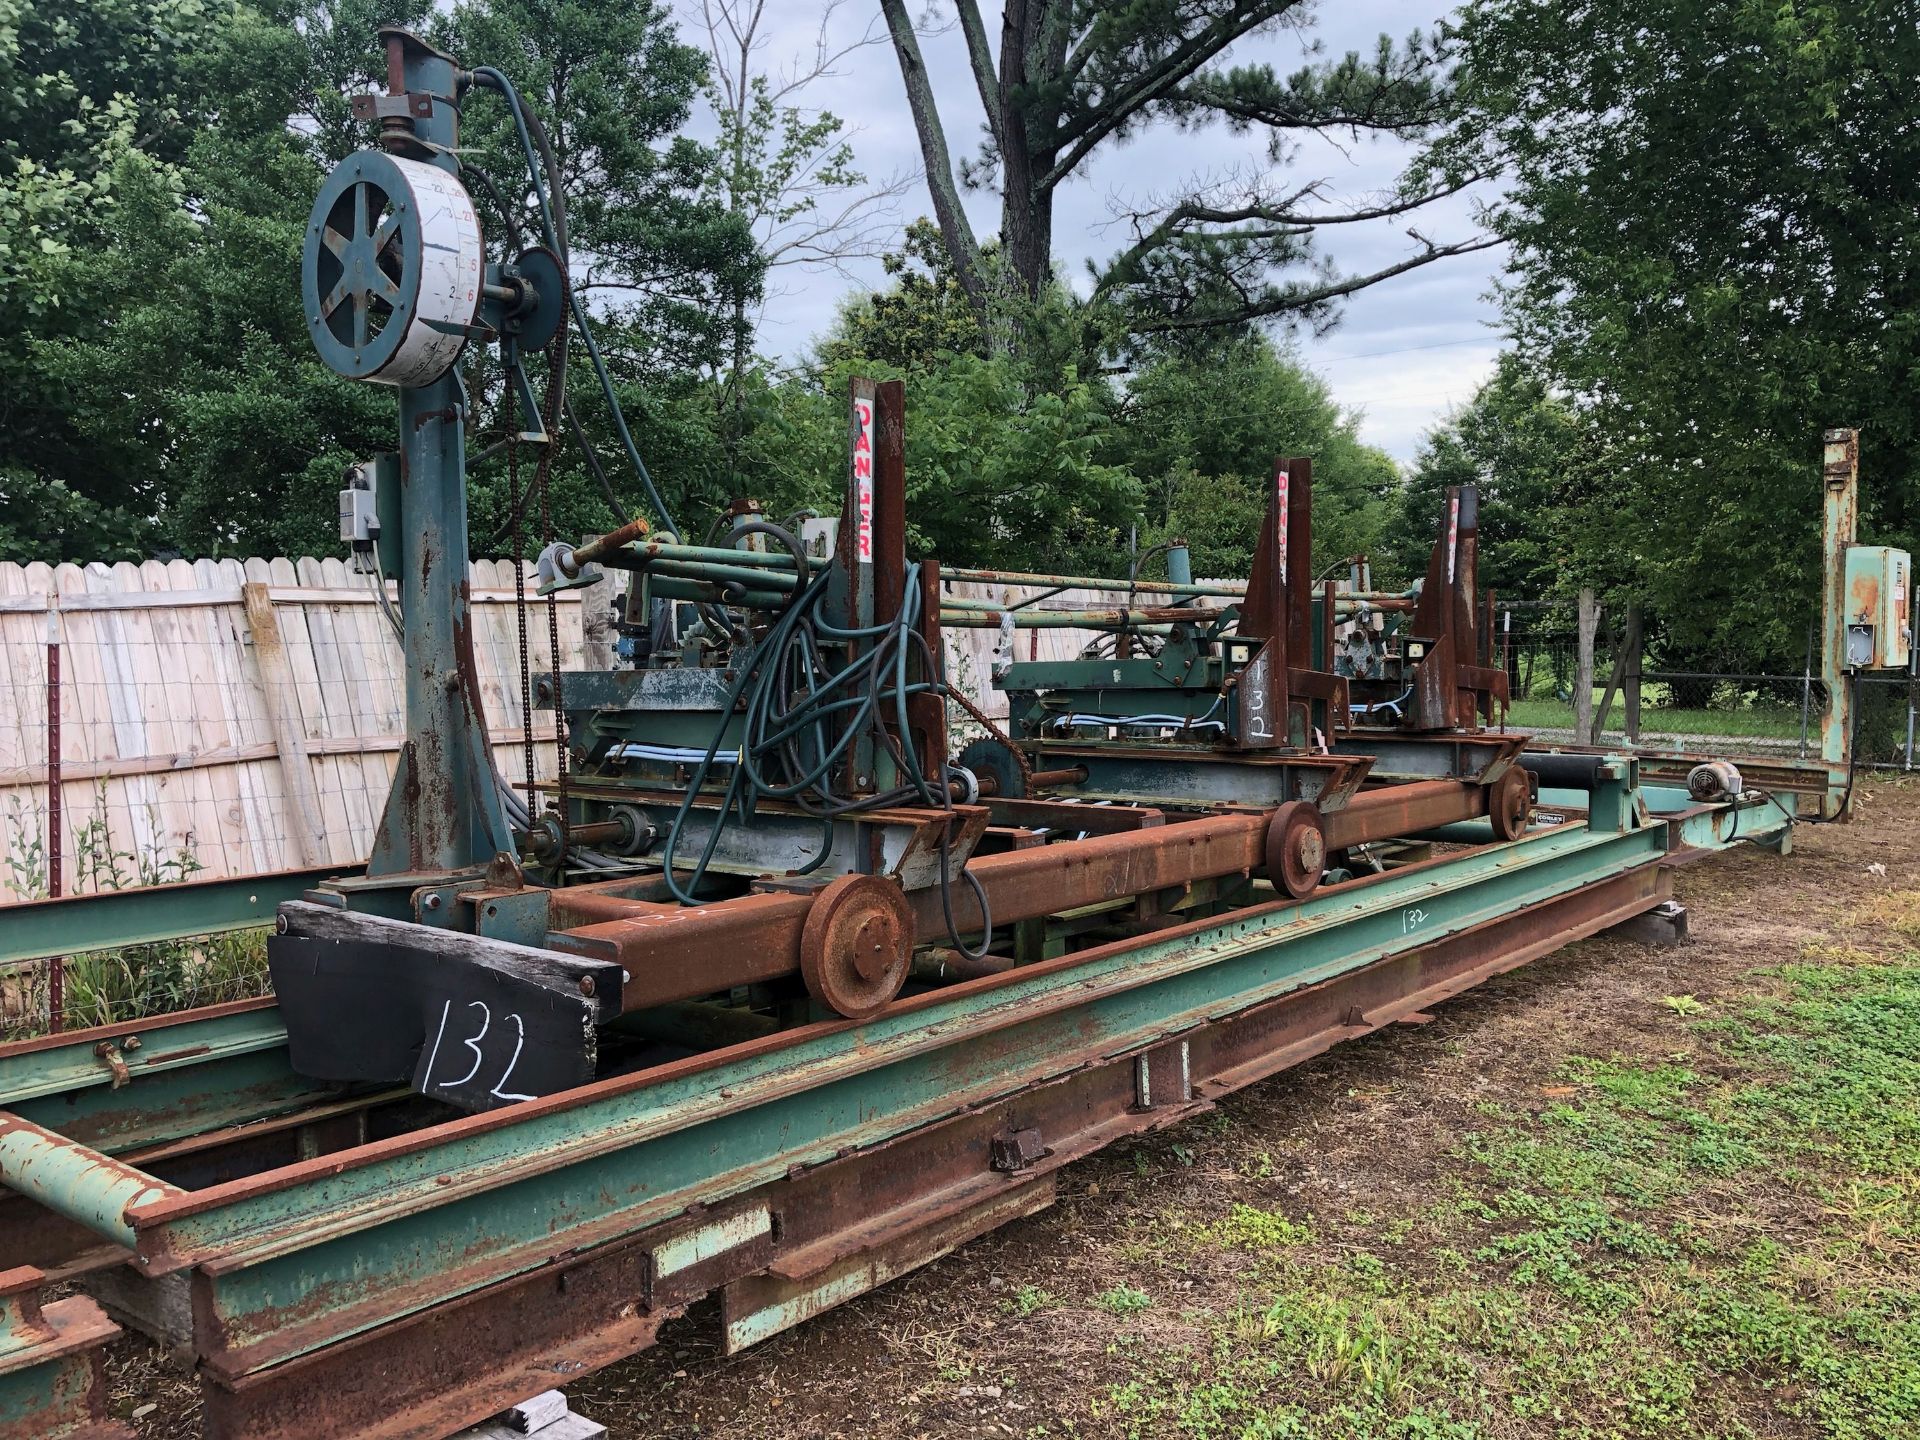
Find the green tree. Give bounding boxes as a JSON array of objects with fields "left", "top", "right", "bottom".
[
  {"left": 0, "top": 0, "right": 257, "bottom": 556},
  {"left": 693, "top": 0, "right": 905, "bottom": 477},
  {"left": 439, "top": 0, "right": 764, "bottom": 550},
  {"left": 878, "top": 1, "right": 1489, "bottom": 342},
  {"left": 1436, "top": 0, "right": 1920, "bottom": 666},
  {"left": 1, "top": 0, "right": 762, "bottom": 561},
  {"left": 1120, "top": 336, "right": 1398, "bottom": 579},
  {"left": 445, "top": 0, "right": 758, "bottom": 379},
  {"left": 1382, "top": 354, "right": 1581, "bottom": 600},
  {"left": 815, "top": 219, "right": 990, "bottom": 372}
]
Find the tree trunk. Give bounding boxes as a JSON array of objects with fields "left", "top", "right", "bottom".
[
  {"left": 996, "top": 1, "right": 1046, "bottom": 300},
  {"left": 881, "top": 0, "right": 989, "bottom": 321}
]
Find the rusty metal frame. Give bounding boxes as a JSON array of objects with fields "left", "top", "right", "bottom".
[{"left": 0, "top": 799, "right": 1675, "bottom": 1438}]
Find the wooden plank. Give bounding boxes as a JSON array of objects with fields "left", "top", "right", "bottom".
[
  {"left": 270, "top": 558, "right": 351, "bottom": 865},
  {"left": 212, "top": 558, "right": 282, "bottom": 876},
  {"left": 91, "top": 560, "right": 162, "bottom": 875},
  {"left": 294, "top": 557, "right": 372, "bottom": 858},
  {"left": 242, "top": 583, "right": 329, "bottom": 867},
  {"left": 163, "top": 557, "right": 230, "bottom": 881},
  {"left": 0, "top": 588, "right": 241, "bottom": 614},
  {"left": 138, "top": 559, "right": 206, "bottom": 883}
]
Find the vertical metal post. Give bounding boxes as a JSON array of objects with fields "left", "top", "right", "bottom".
[
  {"left": 1284, "top": 457, "right": 1314, "bottom": 667},
  {"left": 44, "top": 607, "right": 62, "bottom": 1033},
  {"left": 1166, "top": 542, "right": 1193, "bottom": 590},
  {"left": 367, "top": 29, "right": 512, "bottom": 876},
  {"left": 1500, "top": 607, "right": 1511, "bottom": 734},
  {"left": 843, "top": 376, "right": 880, "bottom": 794},
  {"left": 1232, "top": 459, "right": 1296, "bottom": 749},
  {"left": 1819, "top": 428, "right": 1859, "bottom": 816},
  {"left": 1623, "top": 601, "right": 1642, "bottom": 745},
  {"left": 1799, "top": 621, "right": 1814, "bottom": 759},
  {"left": 1905, "top": 576, "right": 1917, "bottom": 770}
]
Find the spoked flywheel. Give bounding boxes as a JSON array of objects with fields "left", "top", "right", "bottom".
[{"left": 302, "top": 151, "right": 483, "bottom": 386}]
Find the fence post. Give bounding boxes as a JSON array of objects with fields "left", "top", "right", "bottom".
[
  {"left": 1594, "top": 604, "right": 1635, "bottom": 743},
  {"left": 44, "top": 603, "right": 62, "bottom": 1033},
  {"left": 1799, "top": 621, "right": 1814, "bottom": 760},
  {"left": 1906, "top": 582, "right": 1917, "bottom": 771},
  {"left": 1575, "top": 588, "right": 1599, "bottom": 743},
  {"left": 1818, "top": 429, "right": 1858, "bottom": 816},
  {"left": 242, "top": 582, "right": 330, "bottom": 867}
]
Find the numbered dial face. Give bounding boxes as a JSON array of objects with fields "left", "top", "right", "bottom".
[{"left": 302, "top": 151, "right": 483, "bottom": 386}]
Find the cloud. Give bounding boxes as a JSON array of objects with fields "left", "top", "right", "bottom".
[{"left": 685, "top": 2, "right": 1504, "bottom": 463}]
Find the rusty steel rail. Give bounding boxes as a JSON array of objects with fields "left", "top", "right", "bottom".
[
  {"left": 541, "top": 777, "right": 1516, "bottom": 1006},
  {"left": 0, "top": 1265, "right": 128, "bottom": 1440},
  {"left": 0, "top": 810, "right": 1669, "bottom": 1440}
]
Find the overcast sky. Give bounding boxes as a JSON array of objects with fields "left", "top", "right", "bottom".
[{"left": 680, "top": 1, "right": 1506, "bottom": 465}]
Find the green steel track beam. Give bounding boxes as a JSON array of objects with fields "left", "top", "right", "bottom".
[
  {"left": 109, "top": 817, "right": 1664, "bottom": 1384},
  {"left": 0, "top": 867, "right": 350, "bottom": 967},
  {"left": 0, "top": 1265, "right": 127, "bottom": 1440}
]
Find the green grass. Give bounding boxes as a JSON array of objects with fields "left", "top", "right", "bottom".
[
  {"left": 1, "top": 929, "right": 271, "bottom": 1040},
  {"left": 1095, "top": 1284, "right": 1154, "bottom": 1316},
  {"left": 1086, "top": 920, "right": 1920, "bottom": 1439},
  {"left": 1506, "top": 696, "right": 1803, "bottom": 740}
]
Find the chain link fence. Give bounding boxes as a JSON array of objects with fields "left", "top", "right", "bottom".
[{"left": 1501, "top": 608, "right": 1917, "bottom": 766}]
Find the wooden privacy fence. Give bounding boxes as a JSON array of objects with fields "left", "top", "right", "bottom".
[
  {"left": 0, "top": 558, "right": 583, "bottom": 904},
  {"left": 0, "top": 557, "right": 1183, "bottom": 905}
]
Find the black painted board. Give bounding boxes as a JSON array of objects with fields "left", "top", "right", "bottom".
[{"left": 268, "top": 934, "right": 599, "bottom": 1113}]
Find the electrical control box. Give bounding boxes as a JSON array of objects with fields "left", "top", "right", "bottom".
[
  {"left": 338, "top": 467, "right": 377, "bottom": 546},
  {"left": 1843, "top": 545, "right": 1912, "bottom": 670}
]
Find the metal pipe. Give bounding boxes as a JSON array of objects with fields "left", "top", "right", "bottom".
[
  {"left": 570, "top": 516, "right": 654, "bottom": 570},
  {"left": 910, "top": 949, "right": 1017, "bottom": 983},
  {"left": 941, "top": 565, "right": 1247, "bottom": 599},
  {"left": 973, "top": 766, "right": 1087, "bottom": 797},
  {"left": 641, "top": 558, "right": 802, "bottom": 592},
  {"left": 1322, "top": 780, "right": 1486, "bottom": 851},
  {"left": 629, "top": 541, "right": 812, "bottom": 571},
  {"left": 645, "top": 578, "right": 793, "bottom": 609},
  {"left": 44, "top": 612, "right": 62, "bottom": 1032},
  {"left": 940, "top": 608, "right": 1203, "bottom": 629},
  {"left": 0, "top": 1110, "right": 185, "bottom": 1248},
  {"left": 1029, "top": 766, "right": 1089, "bottom": 789}
]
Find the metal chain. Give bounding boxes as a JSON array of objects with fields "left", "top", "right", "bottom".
[
  {"left": 947, "top": 673, "right": 1032, "bottom": 783},
  {"left": 510, "top": 432, "right": 536, "bottom": 810},
  {"left": 534, "top": 341, "right": 568, "bottom": 833}
]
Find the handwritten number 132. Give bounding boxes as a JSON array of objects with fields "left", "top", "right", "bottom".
[{"left": 423, "top": 999, "right": 535, "bottom": 1102}]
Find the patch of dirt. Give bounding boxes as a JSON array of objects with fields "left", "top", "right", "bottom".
[{"left": 106, "top": 778, "right": 1920, "bottom": 1439}]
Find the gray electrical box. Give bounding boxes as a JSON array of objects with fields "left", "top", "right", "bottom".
[{"left": 339, "top": 469, "right": 378, "bottom": 545}]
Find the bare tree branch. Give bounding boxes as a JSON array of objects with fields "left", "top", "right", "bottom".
[
  {"left": 1125, "top": 234, "right": 1505, "bottom": 334},
  {"left": 954, "top": 0, "right": 1005, "bottom": 152}
]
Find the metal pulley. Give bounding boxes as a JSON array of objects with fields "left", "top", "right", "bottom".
[{"left": 302, "top": 150, "right": 484, "bottom": 385}]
